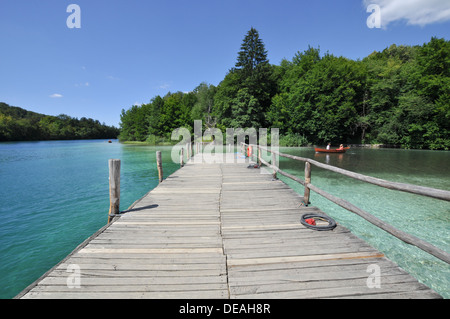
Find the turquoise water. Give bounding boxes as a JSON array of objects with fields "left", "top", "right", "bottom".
[
  {"left": 273, "top": 147, "right": 450, "bottom": 298},
  {"left": 0, "top": 140, "right": 179, "bottom": 299},
  {"left": 0, "top": 141, "right": 448, "bottom": 298}
]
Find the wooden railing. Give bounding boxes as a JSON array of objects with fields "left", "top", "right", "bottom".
[{"left": 243, "top": 143, "right": 450, "bottom": 264}]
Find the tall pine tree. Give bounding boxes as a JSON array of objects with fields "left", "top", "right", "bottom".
[
  {"left": 236, "top": 27, "right": 269, "bottom": 75},
  {"left": 214, "top": 27, "right": 276, "bottom": 129}
]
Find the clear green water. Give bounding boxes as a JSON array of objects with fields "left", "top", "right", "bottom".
[
  {"left": 0, "top": 141, "right": 448, "bottom": 298},
  {"left": 0, "top": 140, "right": 179, "bottom": 299},
  {"left": 274, "top": 147, "right": 450, "bottom": 298}
]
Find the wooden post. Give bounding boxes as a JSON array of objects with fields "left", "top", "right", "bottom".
[
  {"left": 272, "top": 152, "right": 277, "bottom": 179},
  {"left": 108, "top": 159, "right": 121, "bottom": 224},
  {"left": 180, "top": 148, "right": 184, "bottom": 167},
  {"left": 304, "top": 162, "right": 311, "bottom": 205},
  {"left": 258, "top": 145, "right": 261, "bottom": 167},
  {"left": 156, "top": 151, "right": 163, "bottom": 183}
]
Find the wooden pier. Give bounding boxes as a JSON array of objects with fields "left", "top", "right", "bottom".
[{"left": 17, "top": 151, "right": 443, "bottom": 299}]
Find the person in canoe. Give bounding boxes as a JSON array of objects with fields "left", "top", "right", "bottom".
[
  {"left": 337, "top": 144, "right": 344, "bottom": 150},
  {"left": 326, "top": 143, "right": 331, "bottom": 150}
]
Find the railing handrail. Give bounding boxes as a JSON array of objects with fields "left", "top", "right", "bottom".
[
  {"left": 242, "top": 143, "right": 450, "bottom": 264},
  {"left": 254, "top": 143, "right": 450, "bottom": 202}
]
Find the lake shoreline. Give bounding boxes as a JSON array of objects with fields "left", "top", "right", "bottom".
[{"left": 119, "top": 140, "right": 450, "bottom": 151}]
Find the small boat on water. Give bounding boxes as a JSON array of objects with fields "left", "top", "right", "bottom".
[{"left": 315, "top": 147, "right": 349, "bottom": 153}]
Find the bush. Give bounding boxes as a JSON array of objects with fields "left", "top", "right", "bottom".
[
  {"left": 279, "top": 133, "right": 309, "bottom": 147},
  {"left": 145, "top": 134, "right": 175, "bottom": 145}
]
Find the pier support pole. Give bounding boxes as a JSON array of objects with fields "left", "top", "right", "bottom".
[
  {"left": 304, "top": 162, "right": 311, "bottom": 205},
  {"left": 108, "top": 159, "right": 121, "bottom": 224},
  {"left": 272, "top": 152, "right": 277, "bottom": 179},
  {"left": 258, "top": 145, "right": 261, "bottom": 167},
  {"left": 180, "top": 148, "right": 184, "bottom": 167},
  {"left": 156, "top": 151, "right": 163, "bottom": 183}
]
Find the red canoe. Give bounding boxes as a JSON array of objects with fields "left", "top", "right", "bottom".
[{"left": 315, "top": 147, "right": 349, "bottom": 153}]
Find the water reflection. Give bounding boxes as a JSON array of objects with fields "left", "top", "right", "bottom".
[{"left": 314, "top": 152, "right": 344, "bottom": 165}]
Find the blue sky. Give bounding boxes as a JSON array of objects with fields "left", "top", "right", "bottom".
[{"left": 1, "top": 0, "right": 449, "bottom": 127}]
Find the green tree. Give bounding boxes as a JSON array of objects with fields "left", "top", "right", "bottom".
[
  {"left": 229, "top": 88, "right": 260, "bottom": 128},
  {"left": 191, "top": 83, "right": 217, "bottom": 129},
  {"left": 213, "top": 70, "right": 241, "bottom": 129},
  {"left": 0, "top": 114, "right": 13, "bottom": 140},
  {"left": 275, "top": 51, "right": 365, "bottom": 144},
  {"left": 236, "top": 27, "right": 269, "bottom": 76},
  {"left": 147, "top": 96, "right": 164, "bottom": 136},
  {"left": 0, "top": 103, "right": 119, "bottom": 142},
  {"left": 118, "top": 105, "right": 148, "bottom": 141},
  {"left": 415, "top": 37, "right": 450, "bottom": 149},
  {"left": 214, "top": 28, "right": 276, "bottom": 130},
  {"left": 279, "top": 46, "right": 321, "bottom": 93},
  {"left": 362, "top": 39, "right": 450, "bottom": 149}
]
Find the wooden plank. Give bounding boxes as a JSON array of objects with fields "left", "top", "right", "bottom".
[
  {"left": 38, "top": 275, "right": 228, "bottom": 286},
  {"left": 56, "top": 262, "right": 226, "bottom": 271},
  {"left": 79, "top": 248, "right": 224, "bottom": 254},
  {"left": 29, "top": 283, "right": 229, "bottom": 293},
  {"left": 48, "top": 269, "right": 226, "bottom": 278},
  {"left": 114, "top": 221, "right": 221, "bottom": 226},
  {"left": 68, "top": 255, "right": 226, "bottom": 264},
  {"left": 22, "top": 290, "right": 228, "bottom": 299},
  {"left": 229, "top": 274, "right": 418, "bottom": 295},
  {"left": 227, "top": 252, "right": 385, "bottom": 266}
]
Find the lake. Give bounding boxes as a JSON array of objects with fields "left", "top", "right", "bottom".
[{"left": 0, "top": 140, "right": 448, "bottom": 298}]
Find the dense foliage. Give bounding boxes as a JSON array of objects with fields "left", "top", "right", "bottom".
[
  {"left": 0, "top": 103, "right": 120, "bottom": 141},
  {"left": 119, "top": 29, "right": 449, "bottom": 149}
]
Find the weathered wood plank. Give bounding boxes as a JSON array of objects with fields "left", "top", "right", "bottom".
[
  {"left": 229, "top": 273, "right": 418, "bottom": 295},
  {"left": 56, "top": 262, "right": 226, "bottom": 271},
  {"left": 79, "top": 248, "right": 224, "bottom": 254},
  {"left": 29, "top": 283, "right": 229, "bottom": 293},
  {"left": 22, "top": 290, "right": 228, "bottom": 299},
  {"left": 37, "top": 275, "right": 228, "bottom": 286}
]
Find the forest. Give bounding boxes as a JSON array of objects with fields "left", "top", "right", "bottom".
[
  {"left": 123, "top": 29, "right": 448, "bottom": 149},
  {"left": 0, "top": 103, "right": 120, "bottom": 141}
]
